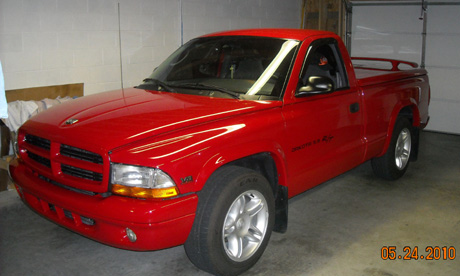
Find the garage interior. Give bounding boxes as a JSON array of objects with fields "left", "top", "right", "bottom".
[{"left": 1, "top": 0, "right": 459, "bottom": 275}]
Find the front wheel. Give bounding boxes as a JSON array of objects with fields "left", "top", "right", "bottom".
[
  {"left": 185, "top": 166, "right": 275, "bottom": 276},
  {"left": 371, "top": 117, "right": 413, "bottom": 180}
]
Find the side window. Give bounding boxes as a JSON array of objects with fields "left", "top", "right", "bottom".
[{"left": 298, "top": 40, "right": 349, "bottom": 93}]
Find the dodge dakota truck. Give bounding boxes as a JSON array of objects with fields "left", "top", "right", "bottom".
[{"left": 9, "top": 29, "right": 430, "bottom": 275}]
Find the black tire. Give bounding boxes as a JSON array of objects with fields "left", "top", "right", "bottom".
[
  {"left": 185, "top": 166, "right": 275, "bottom": 276},
  {"left": 371, "top": 117, "right": 413, "bottom": 180}
]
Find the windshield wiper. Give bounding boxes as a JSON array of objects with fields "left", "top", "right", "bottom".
[
  {"left": 173, "top": 83, "right": 240, "bottom": 99},
  {"left": 140, "top": 78, "right": 177, "bottom": 92}
]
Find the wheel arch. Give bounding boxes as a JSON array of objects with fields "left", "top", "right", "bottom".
[
  {"left": 226, "top": 153, "right": 288, "bottom": 233},
  {"left": 196, "top": 145, "right": 289, "bottom": 233},
  {"left": 380, "top": 101, "right": 421, "bottom": 157}
]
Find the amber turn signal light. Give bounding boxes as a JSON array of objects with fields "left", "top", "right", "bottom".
[{"left": 111, "top": 184, "right": 179, "bottom": 199}]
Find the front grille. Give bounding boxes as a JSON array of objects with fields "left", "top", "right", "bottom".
[
  {"left": 27, "top": 152, "right": 51, "bottom": 168},
  {"left": 25, "top": 134, "right": 50, "bottom": 150},
  {"left": 62, "top": 164, "right": 103, "bottom": 182},
  {"left": 61, "top": 144, "right": 103, "bottom": 164},
  {"left": 21, "top": 133, "right": 106, "bottom": 193}
]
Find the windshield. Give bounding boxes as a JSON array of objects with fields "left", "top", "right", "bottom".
[{"left": 136, "top": 36, "right": 299, "bottom": 100}]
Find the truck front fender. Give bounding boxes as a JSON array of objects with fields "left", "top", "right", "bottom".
[
  {"left": 109, "top": 107, "right": 289, "bottom": 197},
  {"left": 195, "top": 139, "right": 288, "bottom": 191}
]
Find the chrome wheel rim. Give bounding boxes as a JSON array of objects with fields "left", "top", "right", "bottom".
[
  {"left": 395, "top": 128, "right": 411, "bottom": 170},
  {"left": 222, "top": 190, "right": 269, "bottom": 262}
]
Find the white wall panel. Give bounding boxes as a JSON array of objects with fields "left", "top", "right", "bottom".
[
  {"left": 425, "top": 35, "right": 460, "bottom": 67},
  {"left": 427, "top": 5, "right": 460, "bottom": 34},
  {"left": 427, "top": 67, "right": 460, "bottom": 102},
  {"left": 427, "top": 100, "right": 460, "bottom": 134},
  {"left": 351, "top": 3, "right": 460, "bottom": 134},
  {"left": 353, "top": 6, "right": 422, "bottom": 33},
  {"left": 351, "top": 6, "right": 422, "bottom": 63},
  {"left": 425, "top": 5, "right": 460, "bottom": 134}
]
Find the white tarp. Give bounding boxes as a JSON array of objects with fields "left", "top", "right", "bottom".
[
  {"left": 2, "top": 97, "right": 73, "bottom": 132},
  {"left": 0, "top": 61, "right": 7, "bottom": 119}
]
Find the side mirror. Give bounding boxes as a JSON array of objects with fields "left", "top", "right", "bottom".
[{"left": 297, "top": 76, "right": 334, "bottom": 96}]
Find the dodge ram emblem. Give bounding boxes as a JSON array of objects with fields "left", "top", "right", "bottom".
[{"left": 65, "top": 118, "right": 79, "bottom": 125}]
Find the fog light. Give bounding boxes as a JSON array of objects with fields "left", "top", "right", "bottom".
[{"left": 126, "top": 228, "right": 137, "bottom": 242}]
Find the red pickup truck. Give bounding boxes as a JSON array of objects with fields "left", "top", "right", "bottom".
[{"left": 9, "top": 29, "right": 430, "bottom": 275}]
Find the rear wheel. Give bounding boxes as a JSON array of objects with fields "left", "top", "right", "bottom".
[
  {"left": 185, "top": 166, "right": 275, "bottom": 276},
  {"left": 372, "top": 117, "right": 413, "bottom": 180}
]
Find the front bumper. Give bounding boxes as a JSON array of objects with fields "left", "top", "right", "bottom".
[{"left": 10, "top": 159, "right": 198, "bottom": 251}]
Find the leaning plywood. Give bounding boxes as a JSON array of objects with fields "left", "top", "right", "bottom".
[{"left": 5, "top": 83, "right": 83, "bottom": 103}]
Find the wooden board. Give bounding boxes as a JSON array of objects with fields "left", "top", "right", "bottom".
[{"left": 5, "top": 83, "right": 84, "bottom": 103}]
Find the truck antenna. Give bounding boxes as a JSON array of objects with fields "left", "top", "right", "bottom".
[
  {"left": 118, "top": 3, "right": 124, "bottom": 91},
  {"left": 180, "top": 0, "right": 184, "bottom": 46}
]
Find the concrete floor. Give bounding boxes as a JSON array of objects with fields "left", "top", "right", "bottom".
[{"left": 1, "top": 131, "right": 459, "bottom": 276}]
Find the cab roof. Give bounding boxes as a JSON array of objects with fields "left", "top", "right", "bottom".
[{"left": 202, "top": 28, "right": 336, "bottom": 41}]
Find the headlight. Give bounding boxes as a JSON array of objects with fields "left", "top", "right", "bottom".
[{"left": 111, "top": 163, "right": 179, "bottom": 199}]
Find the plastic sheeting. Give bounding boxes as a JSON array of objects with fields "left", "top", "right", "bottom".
[
  {"left": 2, "top": 97, "right": 73, "bottom": 133},
  {"left": 0, "top": 61, "right": 7, "bottom": 119}
]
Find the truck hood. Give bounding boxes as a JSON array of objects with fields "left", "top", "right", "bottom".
[{"left": 21, "top": 88, "right": 281, "bottom": 151}]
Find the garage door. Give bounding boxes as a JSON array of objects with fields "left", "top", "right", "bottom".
[{"left": 350, "top": 1, "right": 460, "bottom": 135}]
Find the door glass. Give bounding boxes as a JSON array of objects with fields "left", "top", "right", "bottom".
[{"left": 299, "top": 41, "right": 349, "bottom": 93}]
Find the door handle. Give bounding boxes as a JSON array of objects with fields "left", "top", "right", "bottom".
[{"left": 350, "top": 102, "right": 360, "bottom": 113}]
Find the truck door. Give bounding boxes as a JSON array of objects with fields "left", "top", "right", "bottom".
[{"left": 282, "top": 38, "right": 364, "bottom": 196}]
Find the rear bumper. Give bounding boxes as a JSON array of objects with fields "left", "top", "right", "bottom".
[{"left": 10, "top": 160, "right": 198, "bottom": 251}]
